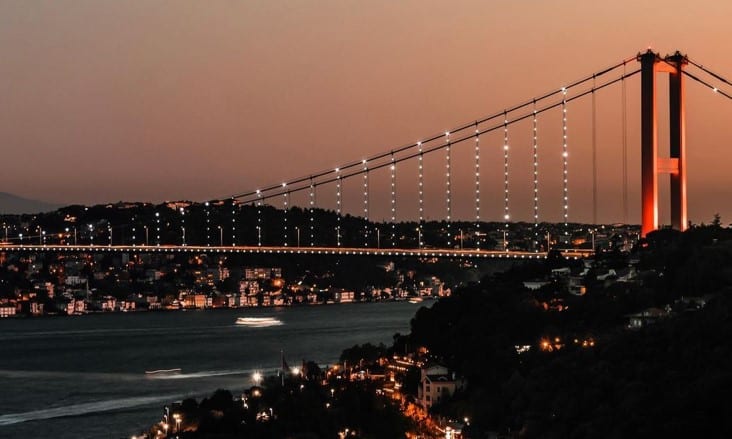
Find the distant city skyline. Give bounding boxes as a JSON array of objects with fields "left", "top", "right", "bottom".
[{"left": 1, "top": 1, "right": 730, "bottom": 224}]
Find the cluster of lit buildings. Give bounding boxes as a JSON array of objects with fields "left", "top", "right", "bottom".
[{"left": 0, "top": 248, "right": 453, "bottom": 318}]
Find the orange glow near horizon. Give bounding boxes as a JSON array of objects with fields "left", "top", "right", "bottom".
[{"left": 0, "top": 1, "right": 730, "bottom": 225}]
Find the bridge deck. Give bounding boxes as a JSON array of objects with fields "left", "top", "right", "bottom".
[{"left": 0, "top": 244, "right": 592, "bottom": 259}]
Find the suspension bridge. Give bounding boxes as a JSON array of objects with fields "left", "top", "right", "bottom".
[{"left": 1, "top": 50, "right": 730, "bottom": 259}]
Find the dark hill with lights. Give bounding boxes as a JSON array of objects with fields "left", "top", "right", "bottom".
[{"left": 402, "top": 224, "right": 732, "bottom": 437}]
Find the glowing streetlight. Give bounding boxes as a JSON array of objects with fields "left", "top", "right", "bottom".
[{"left": 173, "top": 413, "right": 182, "bottom": 433}]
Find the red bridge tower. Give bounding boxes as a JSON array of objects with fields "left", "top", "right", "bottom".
[{"left": 639, "top": 50, "right": 688, "bottom": 237}]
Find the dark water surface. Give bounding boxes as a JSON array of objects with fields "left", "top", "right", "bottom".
[{"left": 0, "top": 302, "right": 421, "bottom": 438}]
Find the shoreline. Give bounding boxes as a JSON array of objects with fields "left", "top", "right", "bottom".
[{"left": 0, "top": 296, "right": 435, "bottom": 320}]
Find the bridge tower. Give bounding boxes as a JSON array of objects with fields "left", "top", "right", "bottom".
[{"left": 638, "top": 50, "right": 688, "bottom": 237}]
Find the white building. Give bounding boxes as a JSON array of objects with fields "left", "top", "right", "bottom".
[{"left": 418, "top": 365, "right": 465, "bottom": 410}]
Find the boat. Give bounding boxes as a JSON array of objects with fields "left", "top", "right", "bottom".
[
  {"left": 145, "top": 368, "right": 182, "bottom": 376},
  {"left": 235, "top": 317, "right": 284, "bottom": 327}
]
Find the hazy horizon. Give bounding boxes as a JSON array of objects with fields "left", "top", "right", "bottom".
[{"left": 1, "top": 1, "right": 730, "bottom": 224}]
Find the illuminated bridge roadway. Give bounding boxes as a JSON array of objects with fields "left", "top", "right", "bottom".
[{"left": 0, "top": 244, "right": 593, "bottom": 260}]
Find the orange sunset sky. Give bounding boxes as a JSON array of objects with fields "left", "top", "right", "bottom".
[{"left": 1, "top": 1, "right": 730, "bottom": 225}]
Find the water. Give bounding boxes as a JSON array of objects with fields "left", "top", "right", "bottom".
[{"left": 0, "top": 302, "right": 421, "bottom": 438}]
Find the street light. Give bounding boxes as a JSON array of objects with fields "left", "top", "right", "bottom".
[
  {"left": 181, "top": 226, "right": 186, "bottom": 246},
  {"left": 417, "top": 228, "right": 422, "bottom": 249},
  {"left": 173, "top": 414, "right": 182, "bottom": 433},
  {"left": 108, "top": 226, "right": 112, "bottom": 246},
  {"left": 218, "top": 225, "right": 223, "bottom": 246},
  {"left": 295, "top": 226, "right": 300, "bottom": 247},
  {"left": 143, "top": 225, "right": 149, "bottom": 246},
  {"left": 459, "top": 229, "right": 463, "bottom": 249},
  {"left": 376, "top": 228, "right": 380, "bottom": 249}
]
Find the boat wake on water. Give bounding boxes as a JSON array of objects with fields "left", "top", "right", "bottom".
[
  {"left": 145, "top": 368, "right": 258, "bottom": 380},
  {"left": 0, "top": 394, "right": 182, "bottom": 426}
]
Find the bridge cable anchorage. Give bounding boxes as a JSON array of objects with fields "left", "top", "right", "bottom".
[
  {"left": 445, "top": 131, "right": 452, "bottom": 247},
  {"left": 228, "top": 57, "right": 637, "bottom": 202},
  {"left": 336, "top": 168, "right": 342, "bottom": 247},
  {"left": 282, "top": 189, "right": 289, "bottom": 246},
  {"left": 622, "top": 62, "right": 629, "bottom": 224},
  {"left": 532, "top": 102, "right": 540, "bottom": 250},
  {"left": 683, "top": 70, "right": 732, "bottom": 101},
  {"left": 256, "top": 190, "right": 263, "bottom": 247},
  {"left": 362, "top": 160, "right": 369, "bottom": 247},
  {"left": 309, "top": 178, "right": 315, "bottom": 247},
  {"left": 390, "top": 153, "right": 396, "bottom": 248},
  {"left": 474, "top": 122, "right": 481, "bottom": 250},
  {"left": 562, "top": 87, "right": 570, "bottom": 235},
  {"left": 418, "top": 141, "right": 424, "bottom": 248},
  {"left": 592, "top": 74, "right": 598, "bottom": 225}
]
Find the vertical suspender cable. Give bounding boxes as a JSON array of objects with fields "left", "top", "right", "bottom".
[
  {"left": 622, "top": 62, "right": 629, "bottom": 224},
  {"left": 532, "top": 103, "right": 540, "bottom": 250},
  {"left": 256, "top": 191, "right": 262, "bottom": 246},
  {"left": 474, "top": 122, "right": 481, "bottom": 250},
  {"left": 562, "top": 88, "right": 570, "bottom": 235},
  {"left": 592, "top": 75, "right": 598, "bottom": 225},
  {"left": 390, "top": 154, "right": 397, "bottom": 247},
  {"left": 445, "top": 132, "right": 452, "bottom": 247},
  {"left": 418, "top": 142, "right": 424, "bottom": 248},
  {"left": 282, "top": 190, "right": 289, "bottom": 246},
  {"left": 309, "top": 178, "right": 315, "bottom": 247},
  {"left": 336, "top": 169, "right": 342, "bottom": 247},
  {"left": 503, "top": 114, "right": 511, "bottom": 235},
  {"left": 363, "top": 161, "right": 369, "bottom": 247}
]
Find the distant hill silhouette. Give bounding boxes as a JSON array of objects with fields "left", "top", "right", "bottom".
[{"left": 0, "top": 192, "right": 62, "bottom": 215}]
